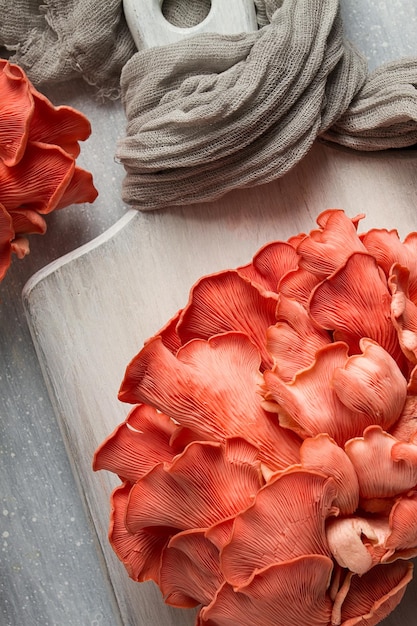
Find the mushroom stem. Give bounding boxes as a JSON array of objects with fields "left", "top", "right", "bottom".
[{"left": 331, "top": 570, "right": 354, "bottom": 626}]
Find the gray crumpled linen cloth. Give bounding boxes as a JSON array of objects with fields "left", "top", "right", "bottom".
[
  {"left": 2, "top": 0, "right": 416, "bottom": 210},
  {"left": 0, "top": 0, "right": 136, "bottom": 98},
  {"left": 0, "top": 0, "right": 136, "bottom": 99},
  {"left": 0, "top": 0, "right": 209, "bottom": 98}
]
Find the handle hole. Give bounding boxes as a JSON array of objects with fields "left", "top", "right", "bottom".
[{"left": 161, "top": 0, "right": 212, "bottom": 27}]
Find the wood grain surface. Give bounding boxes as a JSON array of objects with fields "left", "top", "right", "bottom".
[
  {"left": 123, "top": 0, "right": 257, "bottom": 48},
  {"left": 1, "top": 1, "right": 417, "bottom": 625}
]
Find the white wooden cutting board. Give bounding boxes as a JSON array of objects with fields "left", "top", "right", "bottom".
[{"left": 22, "top": 141, "right": 417, "bottom": 625}]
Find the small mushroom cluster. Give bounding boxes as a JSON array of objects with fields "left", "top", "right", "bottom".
[
  {"left": 0, "top": 60, "right": 97, "bottom": 281},
  {"left": 94, "top": 210, "right": 417, "bottom": 626}
]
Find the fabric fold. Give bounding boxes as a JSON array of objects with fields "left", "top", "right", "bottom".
[
  {"left": 0, "top": 0, "right": 136, "bottom": 99},
  {"left": 116, "top": 0, "right": 417, "bottom": 209},
  {"left": 2, "top": 0, "right": 416, "bottom": 209}
]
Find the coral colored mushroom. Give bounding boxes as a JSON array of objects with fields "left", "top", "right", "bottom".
[
  {"left": 361, "top": 227, "right": 417, "bottom": 302},
  {"left": 108, "top": 483, "right": 169, "bottom": 583},
  {"left": 345, "top": 425, "right": 417, "bottom": 499},
  {"left": 263, "top": 342, "right": 377, "bottom": 445},
  {"left": 0, "top": 60, "right": 33, "bottom": 166},
  {"left": 160, "top": 530, "right": 223, "bottom": 608},
  {"left": 220, "top": 469, "right": 337, "bottom": 587},
  {"left": 93, "top": 403, "right": 178, "bottom": 483},
  {"left": 237, "top": 239, "right": 300, "bottom": 292},
  {"left": 177, "top": 270, "right": 279, "bottom": 369},
  {"left": 200, "top": 555, "right": 334, "bottom": 626},
  {"left": 389, "top": 263, "right": 417, "bottom": 364},
  {"left": 27, "top": 88, "right": 91, "bottom": 157},
  {"left": 299, "top": 434, "right": 359, "bottom": 515},
  {"left": 0, "top": 60, "right": 97, "bottom": 281},
  {"left": 266, "top": 295, "right": 331, "bottom": 381},
  {"left": 332, "top": 338, "right": 407, "bottom": 429},
  {"left": 0, "top": 142, "right": 77, "bottom": 212},
  {"left": 278, "top": 265, "right": 322, "bottom": 306},
  {"left": 385, "top": 493, "right": 417, "bottom": 559},
  {"left": 125, "top": 440, "right": 263, "bottom": 534},
  {"left": 326, "top": 516, "right": 390, "bottom": 575},
  {"left": 339, "top": 560, "right": 413, "bottom": 626},
  {"left": 119, "top": 331, "right": 301, "bottom": 471},
  {"left": 297, "top": 209, "right": 367, "bottom": 278},
  {"left": 390, "top": 394, "right": 417, "bottom": 442},
  {"left": 0, "top": 204, "right": 16, "bottom": 280},
  {"left": 309, "top": 252, "right": 402, "bottom": 361},
  {"left": 95, "top": 210, "right": 417, "bottom": 626},
  {"left": 7, "top": 208, "right": 47, "bottom": 236}
]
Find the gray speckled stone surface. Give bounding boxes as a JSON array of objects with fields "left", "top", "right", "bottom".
[
  {"left": 1, "top": 1, "right": 417, "bottom": 624},
  {"left": 0, "top": 85, "right": 128, "bottom": 626},
  {"left": 340, "top": 0, "right": 417, "bottom": 69}
]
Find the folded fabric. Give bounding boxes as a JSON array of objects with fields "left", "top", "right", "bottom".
[
  {"left": 117, "top": 0, "right": 417, "bottom": 209},
  {"left": 0, "top": 0, "right": 213, "bottom": 98},
  {"left": 2, "top": 0, "right": 416, "bottom": 210},
  {"left": 0, "top": 0, "right": 136, "bottom": 99}
]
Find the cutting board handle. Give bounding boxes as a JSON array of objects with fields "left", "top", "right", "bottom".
[{"left": 123, "top": 0, "right": 258, "bottom": 49}]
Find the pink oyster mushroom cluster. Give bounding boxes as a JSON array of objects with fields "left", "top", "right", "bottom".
[
  {"left": 94, "top": 210, "right": 417, "bottom": 626},
  {"left": 0, "top": 60, "right": 98, "bottom": 281}
]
